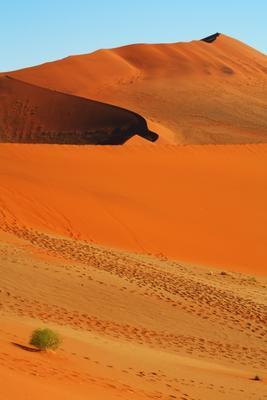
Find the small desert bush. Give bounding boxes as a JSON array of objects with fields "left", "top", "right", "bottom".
[{"left": 30, "top": 328, "right": 62, "bottom": 351}]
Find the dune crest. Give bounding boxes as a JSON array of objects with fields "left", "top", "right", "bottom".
[
  {"left": 0, "top": 33, "right": 267, "bottom": 400},
  {"left": 0, "top": 76, "right": 158, "bottom": 144},
  {"left": 5, "top": 34, "right": 267, "bottom": 144}
]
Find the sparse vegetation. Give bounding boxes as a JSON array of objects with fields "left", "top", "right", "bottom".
[
  {"left": 30, "top": 328, "right": 62, "bottom": 351},
  {"left": 252, "top": 375, "right": 261, "bottom": 381}
]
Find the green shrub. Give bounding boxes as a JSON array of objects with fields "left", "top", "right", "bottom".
[{"left": 30, "top": 328, "right": 62, "bottom": 351}]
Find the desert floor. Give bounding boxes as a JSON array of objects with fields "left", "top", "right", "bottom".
[{"left": 0, "top": 143, "right": 266, "bottom": 399}]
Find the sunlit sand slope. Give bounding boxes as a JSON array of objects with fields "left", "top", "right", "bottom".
[
  {"left": 7, "top": 34, "right": 267, "bottom": 143},
  {"left": 0, "top": 143, "right": 266, "bottom": 274},
  {"left": 0, "top": 226, "right": 266, "bottom": 399}
]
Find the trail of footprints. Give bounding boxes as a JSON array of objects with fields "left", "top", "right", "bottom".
[
  {"left": 0, "top": 222, "right": 266, "bottom": 371},
  {"left": 1, "top": 288, "right": 266, "bottom": 370},
  {"left": 0, "top": 348, "right": 263, "bottom": 400},
  {"left": 0, "top": 350, "right": 161, "bottom": 399},
  {"left": 0, "top": 220, "right": 267, "bottom": 399}
]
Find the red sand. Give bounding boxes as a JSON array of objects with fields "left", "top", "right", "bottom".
[
  {"left": 1, "top": 143, "right": 266, "bottom": 274},
  {"left": 0, "top": 76, "right": 157, "bottom": 144},
  {"left": 0, "top": 34, "right": 267, "bottom": 400},
  {"left": 6, "top": 34, "right": 267, "bottom": 144}
]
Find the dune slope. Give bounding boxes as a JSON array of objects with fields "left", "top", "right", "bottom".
[
  {"left": 6, "top": 34, "right": 267, "bottom": 143},
  {"left": 0, "top": 226, "right": 266, "bottom": 400},
  {"left": 0, "top": 143, "right": 266, "bottom": 274},
  {"left": 0, "top": 76, "right": 157, "bottom": 144},
  {"left": 0, "top": 33, "right": 267, "bottom": 400}
]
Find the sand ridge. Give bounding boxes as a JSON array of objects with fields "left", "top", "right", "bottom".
[
  {"left": 5, "top": 34, "right": 267, "bottom": 144},
  {"left": 0, "top": 76, "right": 158, "bottom": 144},
  {"left": 0, "top": 33, "right": 267, "bottom": 400}
]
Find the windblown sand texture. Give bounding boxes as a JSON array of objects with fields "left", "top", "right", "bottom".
[{"left": 0, "top": 34, "right": 266, "bottom": 399}]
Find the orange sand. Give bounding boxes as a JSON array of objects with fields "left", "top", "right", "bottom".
[
  {"left": 1, "top": 34, "right": 267, "bottom": 400},
  {"left": 0, "top": 225, "right": 266, "bottom": 400},
  {"left": 0, "top": 76, "right": 157, "bottom": 144},
  {"left": 7, "top": 34, "right": 267, "bottom": 144},
  {"left": 0, "top": 143, "right": 266, "bottom": 274}
]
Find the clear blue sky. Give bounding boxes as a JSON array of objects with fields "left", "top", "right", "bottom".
[{"left": 1, "top": 0, "right": 266, "bottom": 72}]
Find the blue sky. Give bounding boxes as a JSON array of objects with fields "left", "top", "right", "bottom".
[{"left": 1, "top": 0, "right": 266, "bottom": 72}]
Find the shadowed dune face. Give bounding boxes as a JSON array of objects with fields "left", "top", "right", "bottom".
[
  {"left": 6, "top": 34, "right": 267, "bottom": 144},
  {"left": 0, "top": 76, "right": 158, "bottom": 144},
  {"left": 201, "top": 32, "right": 221, "bottom": 43}
]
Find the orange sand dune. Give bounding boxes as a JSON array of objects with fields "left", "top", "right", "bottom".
[
  {"left": 1, "top": 33, "right": 267, "bottom": 400},
  {"left": 0, "top": 225, "right": 266, "bottom": 400},
  {"left": 7, "top": 34, "right": 267, "bottom": 144},
  {"left": 0, "top": 76, "right": 158, "bottom": 144},
  {"left": 0, "top": 143, "right": 266, "bottom": 274}
]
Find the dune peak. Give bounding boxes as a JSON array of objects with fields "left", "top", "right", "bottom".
[
  {"left": 201, "top": 32, "right": 221, "bottom": 43},
  {"left": 3, "top": 33, "right": 266, "bottom": 144}
]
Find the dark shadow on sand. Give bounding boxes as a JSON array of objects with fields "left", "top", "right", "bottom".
[
  {"left": 201, "top": 33, "right": 220, "bottom": 43},
  {"left": 0, "top": 76, "right": 159, "bottom": 145},
  {"left": 11, "top": 342, "right": 41, "bottom": 352}
]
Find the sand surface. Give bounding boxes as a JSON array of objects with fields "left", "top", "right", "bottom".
[
  {"left": 0, "top": 226, "right": 266, "bottom": 399},
  {"left": 1, "top": 34, "right": 267, "bottom": 399},
  {"left": 1, "top": 143, "right": 266, "bottom": 398},
  {"left": 6, "top": 34, "right": 267, "bottom": 144},
  {"left": 0, "top": 143, "right": 267, "bottom": 274},
  {"left": 0, "top": 76, "right": 157, "bottom": 144}
]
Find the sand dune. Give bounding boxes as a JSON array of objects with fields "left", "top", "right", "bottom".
[
  {"left": 6, "top": 34, "right": 267, "bottom": 144},
  {"left": 0, "top": 143, "right": 266, "bottom": 274},
  {"left": 1, "top": 33, "right": 267, "bottom": 399},
  {"left": 0, "top": 76, "right": 158, "bottom": 144},
  {"left": 0, "top": 226, "right": 266, "bottom": 399}
]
